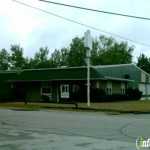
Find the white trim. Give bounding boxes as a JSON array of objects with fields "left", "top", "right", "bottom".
[
  {"left": 106, "top": 81, "right": 112, "bottom": 95},
  {"left": 93, "top": 64, "right": 133, "bottom": 68},
  {"left": 20, "top": 66, "right": 87, "bottom": 72},
  {"left": 41, "top": 86, "right": 52, "bottom": 99},
  {"left": 104, "top": 76, "right": 134, "bottom": 82},
  {"left": 121, "top": 82, "right": 125, "bottom": 94},
  {"left": 60, "top": 84, "right": 70, "bottom": 99}
]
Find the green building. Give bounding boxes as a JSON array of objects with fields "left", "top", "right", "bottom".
[{"left": 0, "top": 64, "right": 150, "bottom": 102}]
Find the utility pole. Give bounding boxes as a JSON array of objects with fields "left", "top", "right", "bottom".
[
  {"left": 84, "top": 30, "right": 92, "bottom": 107},
  {"left": 87, "top": 52, "right": 90, "bottom": 107}
]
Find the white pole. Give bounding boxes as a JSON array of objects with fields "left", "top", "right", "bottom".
[
  {"left": 84, "top": 30, "right": 92, "bottom": 107},
  {"left": 87, "top": 53, "right": 90, "bottom": 106}
]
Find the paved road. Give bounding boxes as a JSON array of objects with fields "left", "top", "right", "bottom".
[{"left": 0, "top": 109, "right": 150, "bottom": 150}]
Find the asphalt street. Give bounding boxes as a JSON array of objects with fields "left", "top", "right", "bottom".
[{"left": 0, "top": 109, "right": 150, "bottom": 150}]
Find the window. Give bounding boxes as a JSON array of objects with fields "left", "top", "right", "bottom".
[
  {"left": 41, "top": 86, "right": 52, "bottom": 100},
  {"left": 106, "top": 81, "right": 112, "bottom": 95},
  {"left": 106, "top": 88, "right": 112, "bottom": 95},
  {"left": 60, "top": 84, "right": 70, "bottom": 98},
  {"left": 42, "top": 87, "right": 51, "bottom": 94},
  {"left": 72, "top": 84, "right": 80, "bottom": 93},
  {"left": 146, "top": 76, "right": 149, "bottom": 83},
  {"left": 121, "top": 83, "right": 125, "bottom": 94},
  {"left": 61, "top": 85, "right": 69, "bottom": 93},
  {"left": 62, "top": 86, "right": 65, "bottom": 93},
  {"left": 121, "top": 88, "right": 125, "bottom": 94}
]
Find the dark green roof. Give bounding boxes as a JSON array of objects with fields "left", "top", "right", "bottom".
[
  {"left": 0, "top": 64, "right": 148, "bottom": 82},
  {"left": 94, "top": 64, "right": 141, "bottom": 82},
  {"left": 0, "top": 71, "right": 17, "bottom": 82},
  {"left": 6, "top": 67, "right": 103, "bottom": 82}
]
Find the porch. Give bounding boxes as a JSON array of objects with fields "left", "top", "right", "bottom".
[{"left": 10, "top": 79, "right": 128, "bottom": 103}]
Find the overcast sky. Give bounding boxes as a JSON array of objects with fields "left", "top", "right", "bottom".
[{"left": 1, "top": 0, "right": 150, "bottom": 62}]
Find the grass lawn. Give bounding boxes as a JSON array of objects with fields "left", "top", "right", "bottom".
[
  {"left": 0, "top": 101, "right": 150, "bottom": 113},
  {"left": 79, "top": 101, "right": 150, "bottom": 113}
]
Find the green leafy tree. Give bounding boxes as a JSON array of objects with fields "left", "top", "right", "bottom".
[
  {"left": 22, "top": 57, "right": 33, "bottom": 69},
  {"left": 51, "top": 48, "right": 69, "bottom": 67},
  {"left": 91, "top": 36, "right": 133, "bottom": 65},
  {"left": 10, "top": 45, "right": 26, "bottom": 70},
  {"left": 0, "top": 49, "right": 10, "bottom": 70},
  {"left": 7, "top": 35, "right": 134, "bottom": 69},
  {"left": 30, "top": 47, "right": 52, "bottom": 68},
  {"left": 137, "top": 53, "right": 150, "bottom": 73},
  {"left": 67, "top": 37, "right": 86, "bottom": 66},
  {"left": 64, "top": 36, "right": 133, "bottom": 66},
  {"left": 51, "top": 49, "right": 61, "bottom": 67}
]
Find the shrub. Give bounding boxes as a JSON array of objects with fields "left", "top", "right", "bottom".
[
  {"left": 41, "top": 95, "right": 50, "bottom": 103},
  {"left": 126, "top": 88, "right": 142, "bottom": 100},
  {"left": 91, "top": 88, "right": 106, "bottom": 102}
]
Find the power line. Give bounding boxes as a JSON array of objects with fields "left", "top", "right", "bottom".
[
  {"left": 13, "top": 0, "right": 150, "bottom": 47},
  {"left": 39, "top": 0, "right": 150, "bottom": 21}
]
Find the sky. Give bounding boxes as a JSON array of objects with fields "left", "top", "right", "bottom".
[{"left": 0, "top": 0, "right": 150, "bottom": 62}]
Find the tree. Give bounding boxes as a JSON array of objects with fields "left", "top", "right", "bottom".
[
  {"left": 67, "top": 37, "right": 86, "bottom": 66},
  {"left": 91, "top": 36, "right": 133, "bottom": 65},
  {"left": 30, "top": 47, "right": 52, "bottom": 69},
  {"left": 137, "top": 54, "right": 150, "bottom": 73},
  {"left": 0, "top": 49, "right": 10, "bottom": 70},
  {"left": 10, "top": 45, "right": 26, "bottom": 70},
  {"left": 51, "top": 48, "right": 69, "bottom": 67},
  {"left": 64, "top": 36, "right": 133, "bottom": 66},
  {"left": 7, "top": 34, "right": 134, "bottom": 69},
  {"left": 22, "top": 57, "right": 33, "bottom": 69}
]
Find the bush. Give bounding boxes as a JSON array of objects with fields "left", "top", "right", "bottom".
[
  {"left": 91, "top": 88, "right": 106, "bottom": 102},
  {"left": 69, "top": 87, "right": 142, "bottom": 102},
  {"left": 126, "top": 88, "right": 142, "bottom": 100},
  {"left": 41, "top": 95, "right": 50, "bottom": 103},
  {"left": 91, "top": 87, "right": 142, "bottom": 102}
]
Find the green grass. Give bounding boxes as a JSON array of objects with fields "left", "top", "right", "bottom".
[
  {"left": 0, "top": 101, "right": 150, "bottom": 113},
  {"left": 0, "top": 103, "right": 41, "bottom": 111},
  {"left": 79, "top": 101, "right": 150, "bottom": 113}
]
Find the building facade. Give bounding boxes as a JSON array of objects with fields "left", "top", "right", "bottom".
[{"left": 0, "top": 64, "right": 150, "bottom": 102}]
